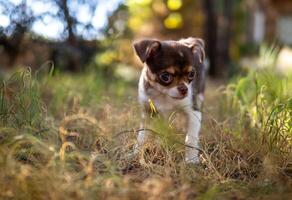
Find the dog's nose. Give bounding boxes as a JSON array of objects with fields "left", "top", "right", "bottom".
[{"left": 177, "top": 84, "right": 188, "bottom": 95}]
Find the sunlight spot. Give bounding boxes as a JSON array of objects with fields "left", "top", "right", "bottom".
[
  {"left": 0, "top": 15, "right": 9, "bottom": 28},
  {"left": 127, "top": 0, "right": 152, "bottom": 6},
  {"left": 32, "top": 18, "right": 64, "bottom": 40},
  {"left": 167, "top": 0, "right": 182, "bottom": 11},
  {"left": 28, "top": 0, "right": 57, "bottom": 15},
  {"left": 129, "top": 17, "right": 143, "bottom": 30},
  {"left": 164, "top": 12, "right": 183, "bottom": 29},
  {"left": 152, "top": 0, "right": 168, "bottom": 15},
  {"left": 77, "top": 5, "right": 92, "bottom": 24},
  {"left": 10, "top": 0, "right": 22, "bottom": 5}
]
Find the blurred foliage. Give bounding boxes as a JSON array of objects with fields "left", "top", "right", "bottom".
[
  {"left": 0, "top": 0, "right": 101, "bottom": 71},
  {"left": 0, "top": 0, "right": 35, "bottom": 36},
  {"left": 0, "top": 0, "right": 100, "bottom": 40},
  {"left": 221, "top": 44, "right": 292, "bottom": 153},
  {"left": 101, "top": 0, "right": 253, "bottom": 77},
  {"left": 126, "top": 0, "right": 204, "bottom": 39},
  {"left": 0, "top": 0, "right": 279, "bottom": 77},
  {"left": 99, "top": 0, "right": 205, "bottom": 70}
]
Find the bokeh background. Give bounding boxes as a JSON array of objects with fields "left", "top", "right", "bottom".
[
  {"left": 1, "top": 0, "right": 292, "bottom": 77},
  {"left": 0, "top": 1, "right": 292, "bottom": 199}
]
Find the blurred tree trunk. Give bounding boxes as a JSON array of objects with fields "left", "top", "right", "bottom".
[
  {"left": 203, "top": 0, "right": 233, "bottom": 78},
  {"left": 0, "top": 31, "right": 24, "bottom": 65},
  {"left": 59, "top": 0, "right": 76, "bottom": 44},
  {"left": 203, "top": 0, "right": 218, "bottom": 77},
  {"left": 54, "top": 0, "right": 78, "bottom": 71},
  {"left": 217, "top": 0, "right": 232, "bottom": 75}
]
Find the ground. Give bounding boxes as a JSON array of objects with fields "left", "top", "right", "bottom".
[{"left": 0, "top": 67, "right": 291, "bottom": 199}]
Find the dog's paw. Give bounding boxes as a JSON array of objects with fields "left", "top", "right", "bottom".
[
  {"left": 185, "top": 156, "right": 200, "bottom": 165},
  {"left": 133, "top": 143, "right": 140, "bottom": 155}
]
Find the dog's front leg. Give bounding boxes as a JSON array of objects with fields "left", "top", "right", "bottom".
[
  {"left": 134, "top": 111, "right": 149, "bottom": 154},
  {"left": 185, "top": 109, "right": 202, "bottom": 164},
  {"left": 137, "top": 112, "right": 147, "bottom": 145}
]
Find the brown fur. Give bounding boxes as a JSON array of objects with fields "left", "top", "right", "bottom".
[
  {"left": 133, "top": 38, "right": 206, "bottom": 110},
  {"left": 145, "top": 66, "right": 194, "bottom": 89}
]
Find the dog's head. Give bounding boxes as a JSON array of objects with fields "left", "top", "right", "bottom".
[{"left": 133, "top": 37, "right": 205, "bottom": 99}]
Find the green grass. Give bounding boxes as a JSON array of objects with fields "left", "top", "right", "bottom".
[{"left": 0, "top": 63, "right": 291, "bottom": 199}]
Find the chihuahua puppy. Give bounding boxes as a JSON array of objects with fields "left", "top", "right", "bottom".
[{"left": 133, "top": 37, "right": 205, "bottom": 164}]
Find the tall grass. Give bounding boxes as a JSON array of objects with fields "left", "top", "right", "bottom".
[
  {"left": 221, "top": 44, "right": 291, "bottom": 154},
  {"left": 0, "top": 68, "right": 44, "bottom": 128},
  {"left": 215, "top": 45, "right": 292, "bottom": 186},
  {"left": 0, "top": 53, "right": 291, "bottom": 199}
]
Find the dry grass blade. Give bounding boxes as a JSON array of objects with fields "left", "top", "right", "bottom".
[{"left": 59, "top": 113, "right": 98, "bottom": 143}]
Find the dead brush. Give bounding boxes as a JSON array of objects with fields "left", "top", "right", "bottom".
[
  {"left": 200, "top": 131, "right": 262, "bottom": 181},
  {"left": 0, "top": 67, "right": 292, "bottom": 199},
  {"left": 217, "top": 64, "right": 292, "bottom": 181},
  {"left": 59, "top": 113, "right": 99, "bottom": 146}
]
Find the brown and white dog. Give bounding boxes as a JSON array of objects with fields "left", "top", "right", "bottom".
[{"left": 133, "top": 37, "right": 206, "bottom": 164}]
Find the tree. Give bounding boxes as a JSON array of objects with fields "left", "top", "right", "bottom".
[
  {"left": 47, "top": 0, "right": 100, "bottom": 71},
  {"left": 47, "top": 0, "right": 99, "bottom": 43},
  {"left": 0, "top": 0, "right": 100, "bottom": 70},
  {"left": 203, "top": 0, "right": 218, "bottom": 77},
  {"left": 0, "top": 0, "right": 36, "bottom": 64},
  {"left": 203, "top": 0, "right": 235, "bottom": 78}
]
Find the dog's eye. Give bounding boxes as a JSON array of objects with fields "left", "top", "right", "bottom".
[
  {"left": 188, "top": 70, "right": 195, "bottom": 80},
  {"left": 159, "top": 72, "right": 173, "bottom": 84}
]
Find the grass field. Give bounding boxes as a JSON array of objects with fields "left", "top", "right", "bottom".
[{"left": 0, "top": 61, "right": 291, "bottom": 199}]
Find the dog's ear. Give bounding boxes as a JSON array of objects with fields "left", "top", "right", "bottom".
[
  {"left": 133, "top": 39, "right": 161, "bottom": 63},
  {"left": 179, "top": 37, "right": 205, "bottom": 64}
]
